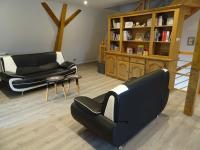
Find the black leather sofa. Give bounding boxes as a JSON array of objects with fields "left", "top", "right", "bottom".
[
  {"left": 71, "top": 69, "right": 169, "bottom": 147},
  {"left": 0, "top": 52, "right": 77, "bottom": 93}
]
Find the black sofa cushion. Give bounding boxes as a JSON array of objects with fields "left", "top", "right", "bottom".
[
  {"left": 16, "top": 62, "right": 60, "bottom": 76},
  {"left": 11, "top": 52, "right": 60, "bottom": 75}
]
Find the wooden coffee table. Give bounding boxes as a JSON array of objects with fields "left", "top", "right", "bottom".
[
  {"left": 65, "top": 74, "right": 81, "bottom": 95},
  {"left": 45, "top": 74, "right": 81, "bottom": 101},
  {"left": 46, "top": 75, "right": 67, "bottom": 101}
]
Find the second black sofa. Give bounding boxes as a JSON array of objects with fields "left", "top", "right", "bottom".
[
  {"left": 0, "top": 52, "right": 77, "bottom": 93},
  {"left": 71, "top": 69, "right": 170, "bottom": 147}
]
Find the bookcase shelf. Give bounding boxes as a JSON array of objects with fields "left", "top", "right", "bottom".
[
  {"left": 111, "top": 28, "right": 120, "bottom": 30},
  {"left": 105, "top": 5, "right": 186, "bottom": 89},
  {"left": 123, "top": 40, "right": 150, "bottom": 43},
  {"left": 124, "top": 26, "right": 152, "bottom": 29},
  {"left": 155, "top": 25, "right": 173, "bottom": 28},
  {"left": 154, "top": 41, "right": 170, "bottom": 43}
]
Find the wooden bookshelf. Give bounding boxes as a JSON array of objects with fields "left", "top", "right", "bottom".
[{"left": 106, "top": 5, "right": 188, "bottom": 89}]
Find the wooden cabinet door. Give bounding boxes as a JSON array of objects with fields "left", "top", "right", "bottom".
[
  {"left": 105, "top": 55, "right": 117, "bottom": 77},
  {"left": 146, "top": 60, "right": 167, "bottom": 73},
  {"left": 117, "top": 60, "right": 129, "bottom": 80},
  {"left": 129, "top": 63, "right": 145, "bottom": 78}
]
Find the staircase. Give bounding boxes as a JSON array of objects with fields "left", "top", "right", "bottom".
[{"left": 175, "top": 54, "right": 193, "bottom": 91}]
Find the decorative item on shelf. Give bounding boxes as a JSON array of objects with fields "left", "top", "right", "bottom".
[
  {"left": 136, "top": 45, "right": 144, "bottom": 55},
  {"left": 126, "top": 47, "right": 133, "bottom": 54},
  {"left": 135, "top": 32, "right": 144, "bottom": 41},
  {"left": 125, "top": 22, "right": 133, "bottom": 28},
  {"left": 141, "top": 23, "right": 146, "bottom": 27},
  {"left": 144, "top": 31, "right": 150, "bottom": 41},
  {"left": 167, "top": 17, "right": 174, "bottom": 26},
  {"left": 116, "top": 23, "right": 120, "bottom": 29},
  {"left": 124, "top": 31, "right": 133, "bottom": 41},
  {"left": 111, "top": 44, "right": 119, "bottom": 51},
  {"left": 111, "top": 31, "right": 120, "bottom": 41},
  {"left": 147, "top": 18, "right": 152, "bottom": 27},
  {"left": 143, "top": 50, "right": 149, "bottom": 56},
  {"left": 112, "top": 20, "right": 120, "bottom": 29},
  {"left": 135, "top": 22, "right": 140, "bottom": 27}
]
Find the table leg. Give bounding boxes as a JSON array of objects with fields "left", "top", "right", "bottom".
[
  {"left": 62, "top": 82, "right": 67, "bottom": 100},
  {"left": 76, "top": 79, "right": 80, "bottom": 95},
  {"left": 67, "top": 80, "right": 71, "bottom": 93},
  {"left": 55, "top": 83, "right": 57, "bottom": 94},
  {"left": 46, "top": 84, "right": 49, "bottom": 101}
]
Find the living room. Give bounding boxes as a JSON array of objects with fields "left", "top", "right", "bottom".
[{"left": 0, "top": 0, "right": 200, "bottom": 150}]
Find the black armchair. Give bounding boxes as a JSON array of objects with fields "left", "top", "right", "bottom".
[{"left": 71, "top": 69, "right": 170, "bottom": 147}]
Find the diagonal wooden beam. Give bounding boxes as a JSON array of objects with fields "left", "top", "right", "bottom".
[
  {"left": 42, "top": 2, "right": 81, "bottom": 52},
  {"left": 65, "top": 9, "right": 81, "bottom": 27},
  {"left": 41, "top": 2, "right": 60, "bottom": 27},
  {"left": 54, "top": 4, "right": 67, "bottom": 52}
]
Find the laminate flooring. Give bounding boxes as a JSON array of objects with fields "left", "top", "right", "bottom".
[{"left": 0, "top": 63, "right": 200, "bottom": 150}]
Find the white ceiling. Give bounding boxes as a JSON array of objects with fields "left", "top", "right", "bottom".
[{"left": 51, "top": 0, "right": 139, "bottom": 8}]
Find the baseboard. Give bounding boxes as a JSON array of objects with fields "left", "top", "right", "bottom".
[{"left": 75, "top": 58, "right": 98, "bottom": 65}]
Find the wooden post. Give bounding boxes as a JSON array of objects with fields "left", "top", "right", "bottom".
[
  {"left": 198, "top": 71, "right": 200, "bottom": 94},
  {"left": 41, "top": 2, "right": 81, "bottom": 52},
  {"left": 184, "top": 20, "right": 200, "bottom": 116},
  {"left": 54, "top": 4, "right": 67, "bottom": 52}
]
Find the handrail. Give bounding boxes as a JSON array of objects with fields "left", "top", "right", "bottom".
[{"left": 176, "top": 62, "right": 192, "bottom": 71}]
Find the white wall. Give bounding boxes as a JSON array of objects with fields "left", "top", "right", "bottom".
[
  {"left": 0, "top": 0, "right": 109, "bottom": 64},
  {"left": 180, "top": 10, "right": 200, "bottom": 52}
]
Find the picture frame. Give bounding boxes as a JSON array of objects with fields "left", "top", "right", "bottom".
[{"left": 187, "top": 37, "right": 195, "bottom": 46}]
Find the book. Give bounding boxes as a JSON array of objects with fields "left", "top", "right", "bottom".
[
  {"left": 160, "top": 31, "right": 171, "bottom": 42},
  {"left": 166, "top": 31, "right": 170, "bottom": 42},
  {"left": 158, "top": 16, "right": 163, "bottom": 26}
]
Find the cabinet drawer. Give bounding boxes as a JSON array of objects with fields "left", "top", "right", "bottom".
[
  {"left": 146, "top": 60, "right": 168, "bottom": 73},
  {"left": 117, "top": 56, "right": 129, "bottom": 62},
  {"left": 130, "top": 58, "right": 145, "bottom": 64}
]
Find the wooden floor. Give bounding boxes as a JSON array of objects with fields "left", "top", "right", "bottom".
[{"left": 0, "top": 63, "right": 200, "bottom": 150}]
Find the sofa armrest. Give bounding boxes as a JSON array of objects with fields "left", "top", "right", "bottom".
[
  {"left": 71, "top": 103, "right": 115, "bottom": 143},
  {"left": 60, "top": 61, "right": 76, "bottom": 70},
  {"left": 4, "top": 72, "right": 24, "bottom": 78},
  {"left": 74, "top": 96, "right": 102, "bottom": 115}
]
